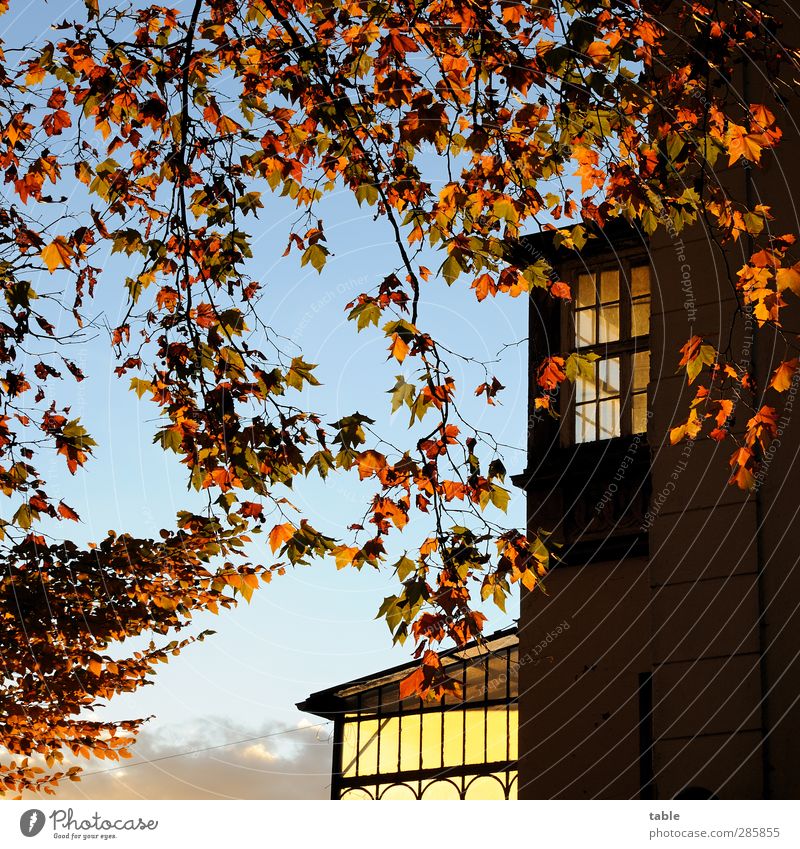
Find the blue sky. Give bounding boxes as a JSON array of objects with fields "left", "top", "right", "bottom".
[{"left": 54, "top": 181, "right": 527, "bottom": 711}]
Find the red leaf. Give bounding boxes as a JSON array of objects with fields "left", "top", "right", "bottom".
[{"left": 58, "top": 501, "right": 80, "bottom": 521}]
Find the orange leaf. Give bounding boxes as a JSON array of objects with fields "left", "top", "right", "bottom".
[
  {"left": 156, "top": 286, "right": 179, "bottom": 312},
  {"left": 57, "top": 501, "right": 80, "bottom": 521},
  {"left": 388, "top": 332, "right": 409, "bottom": 363},
  {"left": 537, "top": 356, "right": 566, "bottom": 390},
  {"left": 420, "top": 537, "right": 438, "bottom": 557},
  {"left": 399, "top": 666, "right": 427, "bottom": 700},
  {"left": 729, "top": 447, "right": 755, "bottom": 490},
  {"left": 268, "top": 523, "right": 294, "bottom": 553},
  {"left": 41, "top": 237, "right": 73, "bottom": 273},
  {"left": 473, "top": 273, "right": 494, "bottom": 302},
  {"left": 550, "top": 281, "right": 571, "bottom": 299},
  {"left": 357, "top": 449, "right": 387, "bottom": 480},
  {"left": 441, "top": 480, "right": 466, "bottom": 501},
  {"left": 195, "top": 303, "right": 216, "bottom": 328},
  {"left": 770, "top": 358, "right": 799, "bottom": 392},
  {"left": 585, "top": 40, "right": 610, "bottom": 63},
  {"left": 727, "top": 125, "right": 766, "bottom": 165},
  {"left": 239, "top": 501, "right": 263, "bottom": 518}
]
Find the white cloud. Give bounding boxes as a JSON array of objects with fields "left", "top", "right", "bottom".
[
  {"left": 240, "top": 743, "right": 279, "bottom": 763},
  {"left": 42, "top": 718, "right": 333, "bottom": 800}
]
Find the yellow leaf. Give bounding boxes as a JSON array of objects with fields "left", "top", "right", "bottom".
[
  {"left": 670, "top": 409, "right": 702, "bottom": 444},
  {"left": 41, "top": 237, "right": 73, "bottom": 273},
  {"left": 333, "top": 545, "right": 359, "bottom": 570},
  {"left": 776, "top": 264, "right": 800, "bottom": 297},
  {"left": 669, "top": 424, "right": 686, "bottom": 445}
]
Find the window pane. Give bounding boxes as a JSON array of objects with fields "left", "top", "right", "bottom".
[
  {"left": 443, "top": 710, "right": 464, "bottom": 767},
  {"left": 632, "top": 300, "right": 650, "bottom": 336},
  {"left": 598, "top": 398, "right": 621, "bottom": 440},
  {"left": 399, "top": 714, "right": 421, "bottom": 772},
  {"left": 381, "top": 683, "right": 400, "bottom": 713},
  {"left": 378, "top": 716, "right": 400, "bottom": 774},
  {"left": 631, "top": 265, "right": 650, "bottom": 297},
  {"left": 354, "top": 719, "right": 380, "bottom": 777},
  {"left": 633, "top": 392, "right": 648, "bottom": 434},
  {"left": 342, "top": 720, "right": 359, "bottom": 778},
  {"left": 421, "top": 779, "right": 461, "bottom": 800},
  {"left": 576, "top": 309, "right": 595, "bottom": 347},
  {"left": 577, "top": 273, "right": 595, "bottom": 308},
  {"left": 509, "top": 707, "right": 518, "bottom": 760},
  {"left": 509, "top": 649, "right": 519, "bottom": 698},
  {"left": 465, "top": 661, "right": 487, "bottom": 701},
  {"left": 361, "top": 689, "right": 380, "bottom": 710},
  {"left": 487, "top": 653, "right": 510, "bottom": 697},
  {"left": 421, "top": 712, "right": 443, "bottom": 771},
  {"left": 379, "top": 783, "right": 417, "bottom": 800},
  {"left": 600, "top": 269, "right": 619, "bottom": 303},
  {"left": 464, "top": 709, "right": 487, "bottom": 764},
  {"left": 633, "top": 351, "right": 650, "bottom": 391},
  {"left": 599, "top": 357, "right": 620, "bottom": 397},
  {"left": 576, "top": 362, "right": 596, "bottom": 402},
  {"left": 486, "top": 708, "right": 511, "bottom": 762},
  {"left": 341, "top": 788, "right": 374, "bottom": 800},
  {"left": 598, "top": 304, "right": 620, "bottom": 343},
  {"left": 464, "top": 774, "right": 507, "bottom": 800},
  {"left": 576, "top": 404, "right": 596, "bottom": 443}
]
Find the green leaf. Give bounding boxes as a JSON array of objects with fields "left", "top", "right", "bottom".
[
  {"left": 14, "top": 503, "right": 33, "bottom": 530},
  {"left": 492, "top": 197, "right": 518, "bottom": 223},
  {"left": 155, "top": 426, "right": 182, "bottom": 453},
  {"left": 286, "top": 357, "right": 321, "bottom": 391},
  {"left": 489, "top": 484, "right": 510, "bottom": 513},
  {"left": 355, "top": 183, "right": 379, "bottom": 206},
  {"left": 306, "top": 450, "right": 334, "bottom": 479},
  {"left": 687, "top": 345, "right": 716, "bottom": 384},
  {"left": 62, "top": 419, "right": 97, "bottom": 448},
  {"left": 442, "top": 253, "right": 461, "bottom": 284},
  {"left": 301, "top": 243, "right": 329, "bottom": 273},
  {"left": 348, "top": 301, "right": 381, "bottom": 331},
  {"left": 488, "top": 459, "right": 506, "bottom": 481},
  {"left": 129, "top": 377, "right": 151, "bottom": 399},
  {"left": 394, "top": 556, "right": 416, "bottom": 581},
  {"left": 565, "top": 352, "right": 599, "bottom": 383},
  {"left": 388, "top": 375, "right": 416, "bottom": 413}
]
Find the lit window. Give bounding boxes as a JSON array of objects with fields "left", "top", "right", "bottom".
[
  {"left": 299, "top": 630, "right": 519, "bottom": 800},
  {"left": 571, "top": 263, "right": 650, "bottom": 443}
]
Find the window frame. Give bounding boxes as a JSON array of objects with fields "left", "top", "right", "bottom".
[
  {"left": 559, "top": 251, "right": 651, "bottom": 446},
  {"left": 332, "top": 644, "right": 519, "bottom": 800}
]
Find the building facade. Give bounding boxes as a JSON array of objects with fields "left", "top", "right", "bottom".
[{"left": 513, "top": 93, "right": 800, "bottom": 797}]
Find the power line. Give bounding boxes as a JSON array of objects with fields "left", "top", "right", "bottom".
[{"left": 78, "top": 721, "right": 332, "bottom": 778}]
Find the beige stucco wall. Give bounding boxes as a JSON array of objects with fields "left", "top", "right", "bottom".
[{"left": 520, "top": 32, "right": 800, "bottom": 796}]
